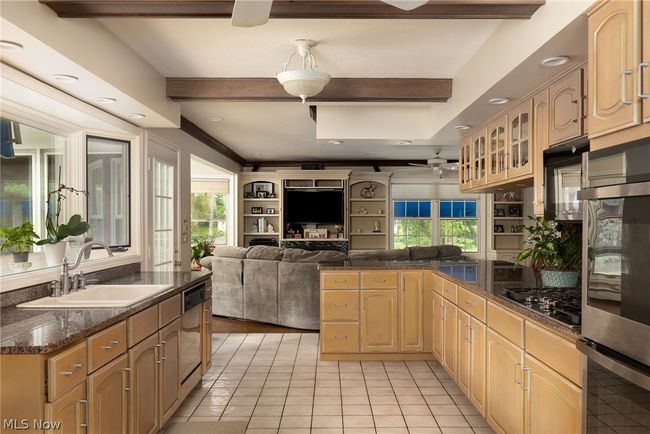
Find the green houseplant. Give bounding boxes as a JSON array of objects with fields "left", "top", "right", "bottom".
[
  {"left": 514, "top": 217, "right": 582, "bottom": 288},
  {"left": 0, "top": 222, "right": 39, "bottom": 263},
  {"left": 191, "top": 237, "right": 214, "bottom": 269}
]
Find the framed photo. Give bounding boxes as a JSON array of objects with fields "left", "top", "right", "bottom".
[
  {"left": 508, "top": 206, "right": 520, "bottom": 217},
  {"left": 511, "top": 225, "right": 522, "bottom": 233},
  {"left": 252, "top": 182, "right": 274, "bottom": 197},
  {"left": 244, "top": 191, "right": 254, "bottom": 198},
  {"left": 494, "top": 209, "right": 506, "bottom": 217},
  {"left": 251, "top": 207, "right": 263, "bottom": 214},
  {"left": 304, "top": 229, "right": 328, "bottom": 239},
  {"left": 494, "top": 224, "right": 505, "bottom": 233},
  {"left": 266, "top": 207, "right": 276, "bottom": 214},
  {"left": 256, "top": 191, "right": 268, "bottom": 198}
]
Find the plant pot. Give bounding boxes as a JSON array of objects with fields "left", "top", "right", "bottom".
[
  {"left": 12, "top": 252, "right": 29, "bottom": 263},
  {"left": 44, "top": 242, "right": 67, "bottom": 266},
  {"left": 540, "top": 269, "right": 579, "bottom": 288}
]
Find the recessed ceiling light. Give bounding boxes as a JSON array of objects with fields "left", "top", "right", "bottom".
[
  {"left": 0, "top": 40, "right": 23, "bottom": 52},
  {"left": 51, "top": 74, "right": 78, "bottom": 83},
  {"left": 540, "top": 56, "right": 570, "bottom": 67},
  {"left": 206, "top": 116, "right": 224, "bottom": 122},
  {"left": 127, "top": 113, "right": 146, "bottom": 119},
  {"left": 95, "top": 97, "right": 117, "bottom": 104},
  {"left": 488, "top": 97, "right": 510, "bottom": 105},
  {"left": 328, "top": 140, "right": 342, "bottom": 145},
  {"left": 455, "top": 125, "right": 470, "bottom": 130},
  {"left": 399, "top": 140, "right": 412, "bottom": 145}
]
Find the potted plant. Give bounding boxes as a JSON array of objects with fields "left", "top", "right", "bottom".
[
  {"left": 191, "top": 237, "right": 214, "bottom": 270},
  {"left": 515, "top": 217, "right": 582, "bottom": 288},
  {"left": 0, "top": 222, "right": 39, "bottom": 264}
]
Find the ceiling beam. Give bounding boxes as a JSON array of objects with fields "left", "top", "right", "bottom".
[
  {"left": 180, "top": 116, "right": 247, "bottom": 165},
  {"left": 244, "top": 160, "right": 428, "bottom": 167},
  {"left": 167, "top": 78, "right": 452, "bottom": 102},
  {"left": 41, "top": 0, "right": 544, "bottom": 19}
]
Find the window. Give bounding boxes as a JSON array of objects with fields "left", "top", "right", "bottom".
[
  {"left": 191, "top": 192, "right": 227, "bottom": 245},
  {"left": 86, "top": 136, "right": 130, "bottom": 247},
  {"left": 393, "top": 200, "right": 432, "bottom": 249},
  {"left": 439, "top": 200, "right": 479, "bottom": 253}
]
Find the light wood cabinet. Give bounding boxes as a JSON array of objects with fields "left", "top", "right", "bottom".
[
  {"left": 321, "top": 323, "right": 360, "bottom": 353},
  {"left": 321, "top": 272, "right": 360, "bottom": 290},
  {"left": 457, "top": 310, "right": 471, "bottom": 395},
  {"left": 159, "top": 318, "right": 181, "bottom": 426},
  {"left": 442, "top": 299, "right": 457, "bottom": 378},
  {"left": 549, "top": 68, "right": 584, "bottom": 145},
  {"left": 44, "top": 381, "right": 87, "bottom": 434},
  {"left": 471, "top": 128, "right": 488, "bottom": 187},
  {"left": 88, "top": 354, "right": 128, "bottom": 434},
  {"left": 588, "top": 0, "right": 641, "bottom": 137},
  {"left": 201, "top": 300, "right": 212, "bottom": 374},
  {"left": 128, "top": 333, "right": 159, "bottom": 434},
  {"left": 487, "top": 115, "right": 508, "bottom": 184},
  {"left": 507, "top": 99, "right": 533, "bottom": 179},
  {"left": 432, "top": 291, "right": 444, "bottom": 361},
  {"left": 469, "top": 317, "right": 486, "bottom": 416},
  {"left": 644, "top": 0, "right": 650, "bottom": 124},
  {"left": 361, "top": 290, "right": 398, "bottom": 352},
  {"left": 400, "top": 271, "right": 423, "bottom": 352},
  {"left": 322, "top": 290, "right": 360, "bottom": 321},
  {"left": 459, "top": 135, "right": 472, "bottom": 191},
  {"left": 532, "top": 88, "right": 549, "bottom": 216},
  {"left": 486, "top": 329, "right": 524, "bottom": 434}
]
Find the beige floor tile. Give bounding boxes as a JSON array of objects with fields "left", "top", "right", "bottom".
[
  {"left": 450, "top": 395, "right": 472, "bottom": 405},
  {"left": 368, "top": 388, "right": 395, "bottom": 396},
  {"left": 372, "top": 405, "right": 402, "bottom": 416},
  {"left": 290, "top": 379, "right": 315, "bottom": 388},
  {"left": 456, "top": 404, "right": 479, "bottom": 416},
  {"left": 472, "top": 427, "right": 497, "bottom": 434},
  {"left": 400, "top": 405, "right": 432, "bottom": 416},
  {"left": 219, "top": 416, "right": 251, "bottom": 422},
  {"left": 312, "top": 415, "right": 343, "bottom": 428},
  {"left": 465, "top": 415, "right": 490, "bottom": 427},
  {"left": 404, "top": 415, "right": 438, "bottom": 428},
  {"left": 363, "top": 372, "right": 389, "bottom": 380},
  {"left": 188, "top": 416, "right": 220, "bottom": 422},
  {"left": 199, "top": 395, "right": 231, "bottom": 406},
  {"left": 248, "top": 416, "right": 281, "bottom": 429},
  {"left": 283, "top": 405, "right": 312, "bottom": 416},
  {"left": 314, "top": 395, "right": 341, "bottom": 405},
  {"left": 369, "top": 395, "right": 399, "bottom": 405},
  {"left": 375, "top": 428, "right": 408, "bottom": 434},
  {"left": 366, "top": 379, "right": 392, "bottom": 388},
  {"left": 340, "top": 372, "right": 364, "bottom": 380},
  {"left": 265, "top": 380, "right": 290, "bottom": 388},
  {"left": 374, "top": 415, "right": 407, "bottom": 428},
  {"left": 408, "top": 428, "right": 442, "bottom": 434},
  {"left": 420, "top": 387, "right": 450, "bottom": 396},
  {"left": 313, "top": 405, "right": 343, "bottom": 416},
  {"left": 434, "top": 415, "right": 471, "bottom": 428},
  {"left": 278, "top": 429, "right": 310, "bottom": 434},
  {"left": 315, "top": 388, "right": 341, "bottom": 396},
  {"left": 344, "top": 415, "right": 375, "bottom": 427},
  {"left": 341, "top": 387, "right": 368, "bottom": 396},
  {"left": 343, "top": 404, "right": 372, "bottom": 415},
  {"left": 439, "top": 428, "right": 474, "bottom": 434},
  {"left": 208, "top": 388, "right": 236, "bottom": 397},
  {"left": 390, "top": 380, "right": 417, "bottom": 388},
  {"left": 192, "top": 405, "right": 226, "bottom": 417},
  {"left": 288, "top": 387, "right": 315, "bottom": 397},
  {"left": 247, "top": 430, "right": 281, "bottom": 434},
  {"left": 396, "top": 395, "right": 426, "bottom": 405},
  {"left": 311, "top": 429, "right": 343, "bottom": 434},
  {"left": 342, "top": 395, "right": 370, "bottom": 405},
  {"left": 280, "top": 416, "right": 312, "bottom": 428},
  {"left": 285, "top": 395, "right": 313, "bottom": 406},
  {"left": 234, "top": 388, "right": 263, "bottom": 397},
  {"left": 239, "top": 380, "right": 265, "bottom": 388},
  {"left": 261, "top": 387, "right": 288, "bottom": 396},
  {"left": 428, "top": 405, "right": 462, "bottom": 416},
  {"left": 256, "top": 396, "right": 286, "bottom": 406},
  {"left": 253, "top": 405, "right": 284, "bottom": 416},
  {"left": 424, "top": 395, "right": 455, "bottom": 405},
  {"left": 344, "top": 428, "right": 375, "bottom": 434},
  {"left": 223, "top": 405, "right": 255, "bottom": 417}
]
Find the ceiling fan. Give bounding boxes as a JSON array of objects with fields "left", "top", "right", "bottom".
[
  {"left": 231, "top": 0, "right": 429, "bottom": 27},
  {"left": 408, "top": 151, "right": 459, "bottom": 175}
]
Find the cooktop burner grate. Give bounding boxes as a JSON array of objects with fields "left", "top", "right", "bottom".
[{"left": 499, "top": 287, "right": 581, "bottom": 328}]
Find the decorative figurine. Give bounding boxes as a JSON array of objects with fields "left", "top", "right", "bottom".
[
  {"left": 360, "top": 183, "right": 377, "bottom": 199},
  {"left": 377, "top": 208, "right": 384, "bottom": 214},
  {"left": 373, "top": 220, "right": 381, "bottom": 233},
  {"left": 356, "top": 228, "right": 363, "bottom": 233},
  {"left": 267, "top": 223, "right": 275, "bottom": 233},
  {"left": 358, "top": 207, "right": 368, "bottom": 215}
]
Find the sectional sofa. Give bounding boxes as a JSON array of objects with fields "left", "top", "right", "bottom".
[{"left": 201, "top": 244, "right": 463, "bottom": 330}]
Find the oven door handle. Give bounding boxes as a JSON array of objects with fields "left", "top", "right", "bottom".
[
  {"left": 578, "top": 181, "right": 650, "bottom": 200},
  {"left": 577, "top": 339, "right": 650, "bottom": 391}
]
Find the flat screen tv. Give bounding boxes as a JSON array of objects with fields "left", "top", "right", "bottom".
[{"left": 285, "top": 190, "right": 344, "bottom": 224}]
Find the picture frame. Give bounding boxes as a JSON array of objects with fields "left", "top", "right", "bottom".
[
  {"left": 266, "top": 208, "right": 276, "bottom": 214},
  {"left": 251, "top": 207, "right": 264, "bottom": 214},
  {"left": 304, "top": 228, "right": 328, "bottom": 239},
  {"left": 252, "top": 182, "right": 274, "bottom": 197},
  {"left": 508, "top": 206, "right": 520, "bottom": 217},
  {"left": 494, "top": 209, "right": 506, "bottom": 217},
  {"left": 511, "top": 225, "right": 522, "bottom": 233},
  {"left": 256, "top": 191, "right": 268, "bottom": 198},
  {"left": 494, "top": 224, "right": 505, "bottom": 233}
]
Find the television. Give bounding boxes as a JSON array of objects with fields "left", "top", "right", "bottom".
[{"left": 285, "top": 190, "right": 344, "bottom": 224}]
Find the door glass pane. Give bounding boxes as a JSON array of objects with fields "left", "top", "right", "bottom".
[
  {"left": 511, "top": 117, "right": 519, "bottom": 140},
  {"left": 521, "top": 113, "right": 529, "bottom": 138},
  {"left": 153, "top": 159, "right": 174, "bottom": 271},
  {"left": 511, "top": 144, "right": 520, "bottom": 168},
  {"left": 521, "top": 140, "right": 529, "bottom": 167}
]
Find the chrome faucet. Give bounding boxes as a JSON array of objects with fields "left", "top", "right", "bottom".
[{"left": 57, "top": 241, "right": 113, "bottom": 296}]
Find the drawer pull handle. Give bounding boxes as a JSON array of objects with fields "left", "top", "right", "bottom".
[
  {"left": 110, "top": 339, "right": 120, "bottom": 345},
  {"left": 62, "top": 370, "right": 74, "bottom": 376},
  {"left": 62, "top": 362, "right": 84, "bottom": 376},
  {"left": 464, "top": 300, "right": 473, "bottom": 306},
  {"left": 515, "top": 362, "right": 522, "bottom": 384},
  {"left": 79, "top": 399, "right": 88, "bottom": 428},
  {"left": 73, "top": 363, "right": 84, "bottom": 369},
  {"left": 334, "top": 304, "right": 348, "bottom": 308},
  {"left": 334, "top": 279, "right": 348, "bottom": 283},
  {"left": 621, "top": 69, "right": 633, "bottom": 105},
  {"left": 375, "top": 279, "right": 387, "bottom": 282},
  {"left": 334, "top": 336, "right": 348, "bottom": 340},
  {"left": 639, "top": 62, "right": 649, "bottom": 99},
  {"left": 100, "top": 345, "right": 112, "bottom": 350}
]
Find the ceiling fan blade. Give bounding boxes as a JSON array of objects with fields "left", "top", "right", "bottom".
[
  {"left": 408, "top": 163, "right": 430, "bottom": 167},
  {"left": 440, "top": 162, "right": 459, "bottom": 171},
  {"left": 381, "top": 0, "right": 429, "bottom": 11},
  {"left": 231, "top": 0, "right": 273, "bottom": 27}
]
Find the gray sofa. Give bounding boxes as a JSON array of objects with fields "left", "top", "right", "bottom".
[{"left": 201, "top": 244, "right": 462, "bottom": 330}]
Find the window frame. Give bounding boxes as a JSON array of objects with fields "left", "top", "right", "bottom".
[
  {"left": 392, "top": 200, "right": 434, "bottom": 249},
  {"left": 190, "top": 191, "right": 229, "bottom": 246},
  {"left": 438, "top": 199, "right": 480, "bottom": 254}
]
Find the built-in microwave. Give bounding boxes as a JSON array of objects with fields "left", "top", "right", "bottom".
[{"left": 544, "top": 140, "right": 589, "bottom": 221}]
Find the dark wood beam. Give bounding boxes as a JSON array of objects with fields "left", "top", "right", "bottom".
[
  {"left": 167, "top": 78, "right": 452, "bottom": 102},
  {"left": 180, "top": 116, "right": 247, "bottom": 165},
  {"left": 41, "top": 0, "right": 544, "bottom": 19},
  {"left": 244, "top": 160, "right": 428, "bottom": 167}
]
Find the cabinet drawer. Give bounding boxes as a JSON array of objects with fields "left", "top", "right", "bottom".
[
  {"left": 432, "top": 273, "right": 443, "bottom": 295},
  {"left": 322, "top": 290, "right": 359, "bottom": 321},
  {"left": 159, "top": 294, "right": 181, "bottom": 328},
  {"left": 525, "top": 321, "right": 582, "bottom": 386},
  {"left": 442, "top": 279, "right": 457, "bottom": 304},
  {"left": 458, "top": 287, "right": 486, "bottom": 322},
  {"left": 361, "top": 271, "right": 398, "bottom": 289},
  {"left": 128, "top": 304, "right": 159, "bottom": 348},
  {"left": 321, "top": 272, "right": 359, "bottom": 290},
  {"left": 87, "top": 320, "right": 127, "bottom": 373},
  {"left": 321, "top": 322, "right": 359, "bottom": 353},
  {"left": 487, "top": 302, "right": 524, "bottom": 347},
  {"left": 48, "top": 341, "right": 87, "bottom": 402}
]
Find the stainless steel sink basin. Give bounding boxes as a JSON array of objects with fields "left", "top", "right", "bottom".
[{"left": 18, "top": 284, "right": 174, "bottom": 308}]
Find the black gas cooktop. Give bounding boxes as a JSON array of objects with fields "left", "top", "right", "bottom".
[{"left": 499, "top": 287, "right": 581, "bottom": 329}]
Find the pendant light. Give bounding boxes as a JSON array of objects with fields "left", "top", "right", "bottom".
[{"left": 277, "top": 39, "right": 330, "bottom": 104}]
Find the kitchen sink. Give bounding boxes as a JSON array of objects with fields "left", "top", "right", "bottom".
[{"left": 17, "top": 284, "right": 174, "bottom": 308}]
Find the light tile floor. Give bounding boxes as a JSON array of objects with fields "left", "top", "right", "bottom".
[{"left": 170, "top": 333, "right": 496, "bottom": 434}]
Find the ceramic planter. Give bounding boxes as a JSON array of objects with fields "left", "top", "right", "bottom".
[
  {"left": 44, "top": 242, "right": 67, "bottom": 266},
  {"left": 12, "top": 252, "right": 29, "bottom": 263},
  {"left": 540, "top": 269, "right": 579, "bottom": 288}
]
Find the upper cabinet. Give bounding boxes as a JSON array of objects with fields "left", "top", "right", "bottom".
[
  {"left": 487, "top": 115, "right": 508, "bottom": 184},
  {"left": 459, "top": 136, "right": 472, "bottom": 191},
  {"left": 549, "top": 68, "right": 585, "bottom": 145},
  {"left": 644, "top": 0, "right": 650, "bottom": 123},
  {"left": 471, "top": 128, "right": 488, "bottom": 187},
  {"left": 532, "top": 89, "right": 550, "bottom": 216},
  {"left": 507, "top": 99, "right": 533, "bottom": 179}
]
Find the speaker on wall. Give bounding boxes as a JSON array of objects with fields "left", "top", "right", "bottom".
[{"left": 301, "top": 163, "right": 324, "bottom": 170}]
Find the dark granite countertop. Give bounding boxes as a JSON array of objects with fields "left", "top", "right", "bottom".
[
  {"left": 319, "top": 259, "right": 580, "bottom": 341},
  {"left": 0, "top": 271, "right": 211, "bottom": 355}
]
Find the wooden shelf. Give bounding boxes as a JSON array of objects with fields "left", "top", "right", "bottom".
[
  {"left": 243, "top": 214, "right": 279, "bottom": 217},
  {"left": 282, "top": 238, "right": 348, "bottom": 242},
  {"left": 494, "top": 217, "right": 523, "bottom": 220},
  {"left": 243, "top": 198, "right": 279, "bottom": 202},
  {"left": 350, "top": 214, "right": 387, "bottom": 217},
  {"left": 350, "top": 198, "right": 386, "bottom": 202},
  {"left": 494, "top": 201, "right": 524, "bottom": 204},
  {"left": 243, "top": 232, "right": 280, "bottom": 236},
  {"left": 350, "top": 233, "right": 386, "bottom": 236}
]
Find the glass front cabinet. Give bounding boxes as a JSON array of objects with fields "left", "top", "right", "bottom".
[
  {"left": 487, "top": 114, "right": 508, "bottom": 184},
  {"left": 470, "top": 128, "right": 488, "bottom": 187},
  {"left": 507, "top": 99, "right": 533, "bottom": 179},
  {"left": 459, "top": 135, "right": 472, "bottom": 191}
]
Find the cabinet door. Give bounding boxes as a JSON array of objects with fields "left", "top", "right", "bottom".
[
  {"left": 524, "top": 354, "right": 582, "bottom": 434},
  {"left": 644, "top": 0, "right": 650, "bottom": 123},
  {"left": 469, "top": 318, "right": 486, "bottom": 416},
  {"left": 88, "top": 354, "right": 128, "bottom": 434},
  {"left": 361, "top": 290, "right": 398, "bottom": 353},
  {"left": 507, "top": 99, "right": 533, "bottom": 179},
  {"left": 549, "top": 69, "right": 584, "bottom": 145},
  {"left": 159, "top": 318, "right": 181, "bottom": 426},
  {"left": 44, "top": 381, "right": 86, "bottom": 434},
  {"left": 486, "top": 329, "right": 524, "bottom": 434},
  {"left": 128, "top": 333, "right": 159, "bottom": 434},
  {"left": 456, "top": 309, "right": 471, "bottom": 396},
  {"left": 588, "top": 0, "right": 641, "bottom": 137},
  {"left": 442, "top": 300, "right": 457, "bottom": 378},
  {"left": 532, "top": 88, "right": 549, "bottom": 217},
  {"left": 459, "top": 136, "right": 472, "bottom": 190},
  {"left": 432, "top": 291, "right": 444, "bottom": 361},
  {"left": 201, "top": 300, "right": 212, "bottom": 374},
  {"left": 470, "top": 129, "right": 488, "bottom": 187},
  {"left": 400, "top": 271, "right": 423, "bottom": 352},
  {"left": 487, "top": 115, "right": 508, "bottom": 184}
]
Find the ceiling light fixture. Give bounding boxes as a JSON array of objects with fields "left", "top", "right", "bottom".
[
  {"left": 540, "top": 56, "right": 570, "bottom": 67},
  {"left": 95, "top": 97, "right": 117, "bottom": 104},
  {"left": 206, "top": 116, "right": 224, "bottom": 122},
  {"left": 455, "top": 125, "right": 470, "bottom": 130},
  {"left": 277, "top": 39, "right": 330, "bottom": 104},
  {"left": 488, "top": 97, "right": 510, "bottom": 105},
  {"left": 127, "top": 113, "right": 146, "bottom": 119},
  {"left": 328, "top": 140, "right": 342, "bottom": 145},
  {"left": 399, "top": 140, "right": 412, "bottom": 145},
  {"left": 0, "top": 41, "right": 23, "bottom": 52},
  {"left": 51, "top": 74, "right": 78, "bottom": 83}
]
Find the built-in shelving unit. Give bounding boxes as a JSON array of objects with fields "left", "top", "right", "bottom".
[
  {"left": 238, "top": 174, "right": 282, "bottom": 247},
  {"left": 349, "top": 173, "right": 392, "bottom": 252},
  {"left": 491, "top": 193, "right": 526, "bottom": 262}
]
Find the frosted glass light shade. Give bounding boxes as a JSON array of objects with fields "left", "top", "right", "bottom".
[{"left": 277, "top": 70, "right": 331, "bottom": 103}]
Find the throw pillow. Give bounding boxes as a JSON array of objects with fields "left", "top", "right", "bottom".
[
  {"left": 409, "top": 246, "right": 439, "bottom": 260},
  {"left": 282, "top": 248, "right": 348, "bottom": 263},
  {"left": 246, "top": 245, "right": 284, "bottom": 261}
]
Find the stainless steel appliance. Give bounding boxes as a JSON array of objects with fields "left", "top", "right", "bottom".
[
  {"left": 499, "top": 287, "right": 581, "bottom": 329},
  {"left": 180, "top": 283, "right": 204, "bottom": 383},
  {"left": 544, "top": 140, "right": 588, "bottom": 221}
]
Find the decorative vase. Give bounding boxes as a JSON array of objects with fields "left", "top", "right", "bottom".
[
  {"left": 540, "top": 269, "right": 579, "bottom": 288},
  {"left": 12, "top": 252, "right": 29, "bottom": 263},
  {"left": 44, "top": 242, "right": 67, "bottom": 266}
]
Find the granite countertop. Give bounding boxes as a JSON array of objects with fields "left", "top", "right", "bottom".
[
  {"left": 319, "top": 259, "right": 580, "bottom": 341},
  {"left": 0, "top": 271, "right": 212, "bottom": 355}
]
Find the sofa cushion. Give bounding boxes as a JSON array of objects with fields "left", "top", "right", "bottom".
[
  {"left": 282, "top": 248, "right": 348, "bottom": 263},
  {"left": 409, "top": 246, "right": 439, "bottom": 260},
  {"left": 199, "top": 256, "right": 214, "bottom": 270},
  {"left": 246, "top": 245, "right": 284, "bottom": 261},
  {"left": 213, "top": 246, "right": 249, "bottom": 259},
  {"left": 349, "top": 248, "right": 411, "bottom": 261},
  {"left": 437, "top": 244, "right": 463, "bottom": 258}
]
